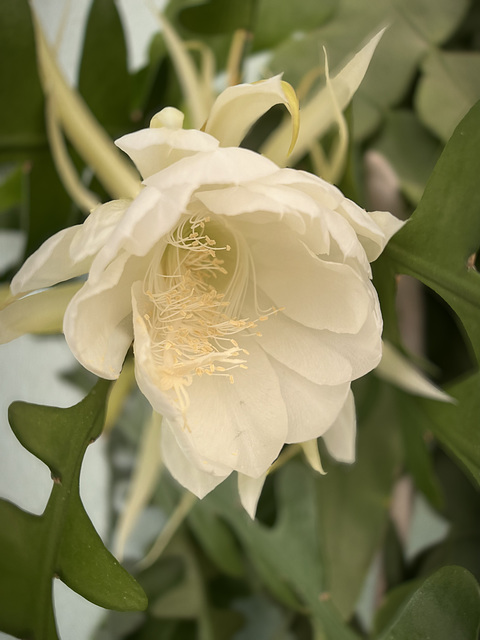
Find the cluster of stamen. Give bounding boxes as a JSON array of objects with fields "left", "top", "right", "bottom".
[{"left": 142, "top": 215, "right": 277, "bottom": 419}]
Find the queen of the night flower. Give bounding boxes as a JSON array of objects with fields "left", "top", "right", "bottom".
[{"left": 1, "top": 77, "right": 403, "bottom": 516}]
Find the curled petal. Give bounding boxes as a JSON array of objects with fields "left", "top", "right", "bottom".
[
  {"left": 322, "top": 390, "right": 357, "bottom": 463},
  {"left": 301, "top": 439, "right": 326, "bottom": 475},
  {"left": 204, "top": 75, "right": 298, "bottom": 153},
  {"left": 238, "top": 472, "right": 267, "bottom": 519}
]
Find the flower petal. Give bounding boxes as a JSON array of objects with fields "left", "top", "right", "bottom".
[
  {"left": 268, "top": 358, "right": 350, "bottom": 443},
  {"left": 116, "top": 126, "right": 219, "bottom": 179},
  {"left": 0, "top": 283, "right": 81, "bottom": 344},
  {"left": 337, "top": 199, "right": 404, "bottom": 262},
  {"left": 162, "top": 422, "right": 230, "bottom": 498},
  {"left": 238, "top": 472, "right": 267, "bottom": 519},
  {"left": 322, "top": 390, "right": 356, "bottom": 463},
  {"left": 144, "top": 147, "right": 279, "bottom": 194},
  {"left": 11, "top": 199, "right": 129, "bottom": 295},
  {"left": 204, "top": 75, "right": 298, "bottom": 152},
  {"left": 64, "top": 254, "right": 147, "bottom": 379},
  {"left": 250, "top": 225, "right": 371, "bottom": 333},
  {"left": 176, "top": 340, "right": 288, "bottom": 477},
  {"left": 377, "top": 341, "right": 452, "bottom": 402},
  {"left": 301, "top": 439, "right": 326, "bottom": 474}
]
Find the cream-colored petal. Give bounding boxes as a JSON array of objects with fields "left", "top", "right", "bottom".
[
  {"left": 63, "top": 254, "right": 147, "bottom": 379},
  {"left": 322, "top": 390, "right": 356, "bottom": 463},
  {"left": 337, "top": 199, "right": 404, "bottom": 262},
  {"left": 204, "top": 75, "right": 297, "bottom": 152},
  {"left": 238, "top": 472, "right": 267, "bottom": 519},
  {"left": 262, "top": 30, "right": 385, "bottom": 166},
  {"left": 268, "top": 358, "right": 350, "bottom": 443},
  {"left": 162, "top": 422, "right": 230, "bottom": 499},
  {"left": 0, "top": 283, "right": 81, "bottom": 344},
  {"left": 376, "top": 342, "right": 452, "bottom": 402},
  {"left": 250, "top": 226, "right": 371, "bottom": 333},
  {"left": 301, "top": 439, "right": 326, "bottom": 475},
  {"left": 175, "top": 340, "right": 288, "bottom": 477},
  {"left": 144, "top": 147, "right": 278, "bottom": 194},
  {"left": 88, "top": 186, "right": 187, "bottom": 285},
  {"left": 11, "top": 199, "right": 129, "bottom": 296},
  {"left": 115, "top": 127, "right": 219, "bottom": 179}
]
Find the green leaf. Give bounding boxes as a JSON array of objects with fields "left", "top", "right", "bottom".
[
  {"left": 0, "top": 381, "right": 147, "bottom": 640},
  {"left": 317, "top": 379, "right": 402, "bottom": 618},
  {"left": 373, "top": 111, "right": 442, "bottom": 205},
  {"left": 376, "top": 566, "right": 480, "bottom": 640},
  {"left": 384, "top": 101, "right": 480, "bottom": 484},
  {"left": 0, "top": 0, "right": 46, "bottom": 154},
  {"left": 78, "top": 0, "right": 132, "bottom": 136},
  {"left": 178, "top": 0, "right": 258, "bottom": 34},
  {"left": 416, "top": 51, "right": 480, "bottom": 142},
  {"left": 205, "top": 462, "right": 360, "bottom": 640}
]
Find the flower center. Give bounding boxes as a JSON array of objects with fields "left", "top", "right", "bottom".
[{"left": 142, "top": 214, "right": 263, "bottom": 419}]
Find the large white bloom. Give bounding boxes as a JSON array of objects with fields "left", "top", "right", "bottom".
[{"left": 2, "top": 77, "right": 403, "bottom": 515}]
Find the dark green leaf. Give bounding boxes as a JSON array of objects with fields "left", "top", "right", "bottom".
[
  {"left": 78, "top": 0, "right": 132, "bottom": 136},
  {"left": 178, "top": 0, "right": 258, "bottom": 34},
  {"left": 376, "top": 566, "right": 480, "bottom": 640},
  {"left": 0, "top": 381, "right": 147, "bottom": 640},
  {"left": 0, "top": 0, "right": 46, "bottom": 154}
]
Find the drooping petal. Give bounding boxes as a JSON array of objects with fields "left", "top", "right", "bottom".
[
  {"left": 162, "top": 422, "right": 230, "bottom": 498},
  {"left": 250, "top": 225, "right": 371, "bottom": 333},
  {"left": 174, "top": 340, "right": 288, "bottom": 477},
  {"left": 238, "top": 472, "right": 267, "bottom": 519},
  {"left": 64, "top": 254, "right": 148, "bottom": 379},
  {"left": 116, "top": 125, "right": 219, "bottom": 179},
  {"left": 377, "top": 341, "right": 452, "bottom": 402},
  {"left": 322, "top": 390, "right": 357, "bottom": 463},
  {"left": 11, "top": 199, "right": 129, "bottom": 295},
  {"left": 301, "top": 439, "right": 326, "bottom": 474},
  {"left": 262, "top": 30, "right": 385, "bottom": 166},
  {"left": 0, "top": 283, "right": 81, "bottom": 344},
  {"left": 204, "top": 75, "right": 298, "bottom": 153},
  {"left": 268, "top": 358, "right": 350, "bottom": 443}
]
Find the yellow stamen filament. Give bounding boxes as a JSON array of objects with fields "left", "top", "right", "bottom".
[{"left": 142, "top": 214, "right": 280, "bottom": 422}]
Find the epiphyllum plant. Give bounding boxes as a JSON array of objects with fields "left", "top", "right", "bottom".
[{"left": 0, "top": 22, "right": 405, "bottom": 516}]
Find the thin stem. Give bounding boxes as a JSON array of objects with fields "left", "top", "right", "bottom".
[
  {"left": 138, "top": 491, "right": 197, "bottom": 569},
  {"left": 226, "top": 29, "right": 252, "bottom": 87}
]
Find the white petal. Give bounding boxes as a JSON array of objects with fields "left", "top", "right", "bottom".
[
  {"left": 376, "top": 342, "right": 453, "bottom": 402},
  {"left": 301, "top": 439, "right": 326, "bottom": 474},
  {"left": 175, "top": 340, "right": 288, "bottom": 477},
  {"left": 337, "top": 199, "right": 404, "bottom": 262},
  {"left": 88, "top": 186, "right": 187, "bottom": 284},
  {"left": 238, "top": 472, "right": 267, "bottom": 519},
  {"left": 63, "top": 254, "right": 147, "bottom": 379},
  {"left": 250, "top": 226, "right": 371, "bottom": 333},
  {"left": 0, "top": 283, "right": 81, "bottom": 344},
  {"left": 268, "top": 358, "right": 350, "bottom": 443},
  {"left": 204, "top": 75, "right": 295, "bottom": 149},
  {"left": 162, "top": 422, "right": 230, "bottom": 498},
  {"left": 11, "top": 199, "right": 129, "bottom": 295},
  {"left": 144, "top": 147, "right": 279, "bottom": 193},
  {"left": 115, "top": 127, "right": 219, "bottom": 179},
  {"left": 322, "top": 390, "right": 356, "bottom": 463},
  {"left": 262, "top": 30, "right": 385, "bottom": 166}
]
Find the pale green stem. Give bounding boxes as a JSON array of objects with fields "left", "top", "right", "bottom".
[
  {"left": 31, "top": 9, "right": 141, "bottom": 201},
  {"left": 138, "top": 491, "right": 197, "bottom": 569},
  {"left": 226, "top": 29, "right": 251, "bottom": 86},
  {"left": 46, "top": 98, "right": 100, "bottom": 213},
  {"left": 268, "top": 443, "right": 302, "bottom": 474}
]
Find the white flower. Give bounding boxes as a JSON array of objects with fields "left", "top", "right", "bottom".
[{"left": 1, "top": 76, "right": 403, "bottom": 516}]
